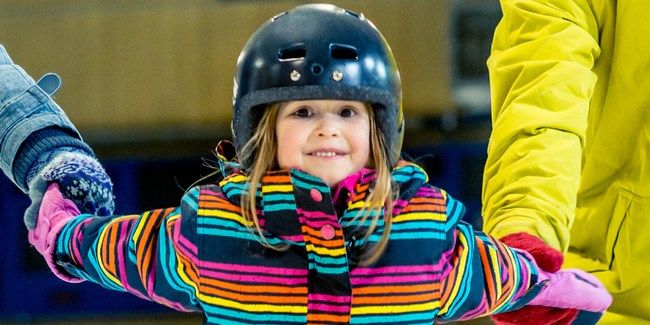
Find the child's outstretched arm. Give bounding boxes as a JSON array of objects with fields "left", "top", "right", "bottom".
[
  {"left": 31, "top": 183, "right": 202, "bottom": 312},
  {"left": 0, "top": 44, "right": 115, "bottom": 228},
  {"left": 433, "top": 195, "right": 611, "bottom": 323}
]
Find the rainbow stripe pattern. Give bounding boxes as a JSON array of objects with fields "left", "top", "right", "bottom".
[{"left": 55, "top": 162, "right": 538, "bottom": 324}]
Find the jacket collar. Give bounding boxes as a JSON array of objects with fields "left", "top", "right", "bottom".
[{"left": 214, "top": 141, "right": 430, "bottom": 236}]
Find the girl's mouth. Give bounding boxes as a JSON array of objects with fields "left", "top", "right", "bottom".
[{"left": 311, "top": 151, "right": 339, "bottom": 157}]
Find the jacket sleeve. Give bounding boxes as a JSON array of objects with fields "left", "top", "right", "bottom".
[
  {"left": 0, "top": 44, "right": 91, "bottom": 193},
  {"left": 481, "top": 0, "right": 601, "bottom": 251},
  {"left": 435, "top": 192, "right": 542, "bottom": 322},
  {"left": 52, "top": 187, "right": 203, "bottom": 312}
]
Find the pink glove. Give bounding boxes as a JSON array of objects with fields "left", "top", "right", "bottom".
[
  {"left": 28, "top": 182, "right": 84, "bottom": 283},
  {"left": 491, "top": 232, "right": 611, "bottom": 325},
  {"left": 530, "top": 268, "right": 612, "bottom": 312}
]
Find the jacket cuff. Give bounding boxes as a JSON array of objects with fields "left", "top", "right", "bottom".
[
  {"left": 43, "top": 217, "right": 85, "bottom": 283},
  {"left": 15, "top": 127, "right": 94, "bottom": 191}
]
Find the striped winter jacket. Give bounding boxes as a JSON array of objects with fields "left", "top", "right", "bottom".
[{"left": 53, "top": 161, "right": 541, "bottom": 324}]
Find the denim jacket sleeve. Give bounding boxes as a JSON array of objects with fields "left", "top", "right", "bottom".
[{"left": 0, "top": 44, "right": 90, "bottom": 192}]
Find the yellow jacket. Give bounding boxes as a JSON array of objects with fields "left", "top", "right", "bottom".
[{"left": 482, "top": 0, "right": 650, "bottom": 322}]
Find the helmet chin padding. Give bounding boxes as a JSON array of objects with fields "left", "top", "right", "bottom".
[{"left": 231, "top": 3, "right": 403, "bottom": 169}]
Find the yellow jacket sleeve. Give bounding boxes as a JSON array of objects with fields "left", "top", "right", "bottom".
[{"left": 482, "top": 0, "right": 601, "bottom": 251}]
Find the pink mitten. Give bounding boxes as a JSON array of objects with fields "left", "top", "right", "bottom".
[
  {"left": 491, "top": 232, "right": 611, "bottom": 325},
  {"left": 28, "top": 182, "right": 84, "bottom": 282},
  {"left": 530, "top": 268, "right": 612, "bottom": 312}
]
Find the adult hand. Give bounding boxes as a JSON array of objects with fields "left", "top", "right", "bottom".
[{"left": 24, "top": 151, "right": 114, "bottom": 229}]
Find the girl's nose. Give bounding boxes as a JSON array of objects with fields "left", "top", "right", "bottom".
[{"left": 316, "top": 117, "right": 340, "bottom": 137}]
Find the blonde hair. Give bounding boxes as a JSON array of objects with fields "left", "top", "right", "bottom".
[{"left": 238, "top": 103, "right": 397, "bottom": 266}]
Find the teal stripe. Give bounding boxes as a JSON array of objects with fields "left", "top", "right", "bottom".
[
  {"left": 383, "top": 232, "right": 446, "bottom": 240},
  {"left": 57, "top": 217, "right": 93, "bottom": 280},
  {"left": 199, "top": 228, "right": 301, "bottom": 246},
  {"left": 292, "top": 177, "right": 329, "bottom": 192},
  {"left": 445, "top": 196, "right": 465, "bottom": 231},
  {"left": 221, "top": 186, "right": 244, "bottom": 196},
  {"left": 203, "top": 305, "right": 306, "bottom": 324},
  {"left": 391, "top": 220, "right": 445, "bottom": 232},
  {"left": 159, "top": 223, "right": 199, "bottom": 304},
  {"left": 392, "top": 167, "right": 427, "bottom": 182},
  {"left": 181, "top": 188, "right": 199, "bottom": 211},
  {"left": 339, "top": 218, "right": 375, "bottom": 227},
  {"left": 313, "top": 256, "right": 348, "bottom": 273},
  {"left": 87, "top": 242, "right": 124, "bottom": 291},
  {"left": 312, "top": 264, "right": 350, "bottom": 275},
  {"left": 263, "top": 193, "right": 293, "bottom": 201},
  {"left": 313, "top": 255, "right": 348, "bottom": 266},
  {"left": 264, "top": 203, "right": 298, "bottom": 212},
  {"left": 443, "top": 223, "right": 474, "bottom": 316},
  {"left": 221, "top": 181, "right": 260, "bottom": 196},
  {"left": 198, "top": 216, "right": 244, "bottom": 228},
  {"left": 350, "top": 310, "right": 436, "bottom": 324}
]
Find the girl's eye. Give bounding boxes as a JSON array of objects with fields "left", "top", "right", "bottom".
[
  {"left": 339, "top": 107, "right": 357, "bottom": 118},
  {"left": 292, "top": 107, "right": 312, "bottom": 118}
]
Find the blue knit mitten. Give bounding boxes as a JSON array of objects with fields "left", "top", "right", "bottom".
[{"left": 24, "top": 151, "right": 114, "bottom": 229}]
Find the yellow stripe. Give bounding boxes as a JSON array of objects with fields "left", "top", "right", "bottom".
[
  {"left": 222, "top": 174, "right": 247, "bottom": 184},
  {"left": 489, "top": 247, "right": 502, "bottom": 298},
  {"left": 97, "top": 223, "right": 122, "bottom": 286},
  {"left": 439, "top": 231, "right": 468, "bottom": 315},
  {"left": 349, "top": 201, "right": 369, "bottom": 209},
  {"left": 200, "top": 209, "right": 252, "bottom": 227},
  {"left": 393, "top": 212, "right": 446, "bottom": 222},
  {"left": 492, "top": 247, "right": 520, "bottom": 312},
  {"left": 305, "top": 244, "right": 347, "bottom": 257},
  {"left": 263, "top": 184, "right": 293, "bottom": 193},
  {"left": 131, "top": 211, "right": 150, "bottom": 242},
  {"left": 176, "top": 256, "right": 200, "bottom": 294}
]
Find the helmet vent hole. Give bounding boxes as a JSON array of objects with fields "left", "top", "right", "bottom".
[
  {"left": 311, "top": 63, "right": 323, "bottom": 75},
  {"left": 330, "top": 44, "right": 358, "bottom": 60},
  {"left": 344, "top": 10, "right": 360, "bottom": 18},
  {"left": 279, "top": 46, "right": 306, "bottom": 61},
  {"left": 271, "top": 11, "right": 288, "bottom": 21}
]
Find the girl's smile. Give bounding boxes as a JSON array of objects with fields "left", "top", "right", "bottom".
[{"left": 275, "top": 99, "right": 371, "bottom": 188}]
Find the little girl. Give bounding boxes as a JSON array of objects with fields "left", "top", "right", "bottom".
[{"left": 26, "top": 4, "right": 610, "bottom": 324}]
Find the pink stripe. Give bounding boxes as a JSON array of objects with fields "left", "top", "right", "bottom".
[
  {"left": 417, "top": 186, "right": 441, "bottom": 196},
  {"left": 202, "top": 261, "right": 308, "bottom": 276},
  {"left": 199, "top": 188, "right": 221, "bottom": 196},
  {"left": 308, "top": 302, "right": 350, "bottom": 313},
  {"left": 299, "top": 209, "right": 336, "bottom": 220},
  {"left": 151, "top": 292, "right": 193, "bottom": 312},
  {"left": 308, "top": 294, "right": 351, "bottom": 313},
  {"left": 202, "top": 270, "right": 308, "bottom": 286},
  {"left": 70, "top": 220, "right": 90, "bottom": 265},
  {"left": 351, "top": 273, "right": 437, "bottom": 285},
  {"left": 296, "top": 210, "right": 338, "bottom": 229},
  {"left": 299, "top": 218, "right": 339, "bottom": 229},
  {"left": 393, "top": 199, "right": 409, "bottom": 209},
  {"left": 458, "top": 298, "right": 487, "bottom": 320},
  {"left": 117, "top": 220, "right": 149, "bottom": 300},
  {"left": 309, "top": 293, "right": 351, "bottom": 303},
  {"left": 279, "top": 234, "right": 304, "bottom": 241},
  {"left": 352, "top": 264, "right": 438, "bottom": 275},
  {"left": 177, "top": 235, "right": 198, "bottom": 259}
]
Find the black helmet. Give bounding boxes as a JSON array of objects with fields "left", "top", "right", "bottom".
[{"left": 232, "top": 3, "right": 403, "bottom": 168}]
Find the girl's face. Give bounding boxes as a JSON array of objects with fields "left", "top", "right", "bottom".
[{"left": 276, "top": 100, "right": 371, "bottom": 188}]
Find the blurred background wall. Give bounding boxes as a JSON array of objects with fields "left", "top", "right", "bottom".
[{"left": 0, "top": 0, "right": 500, "bottom": 323}]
